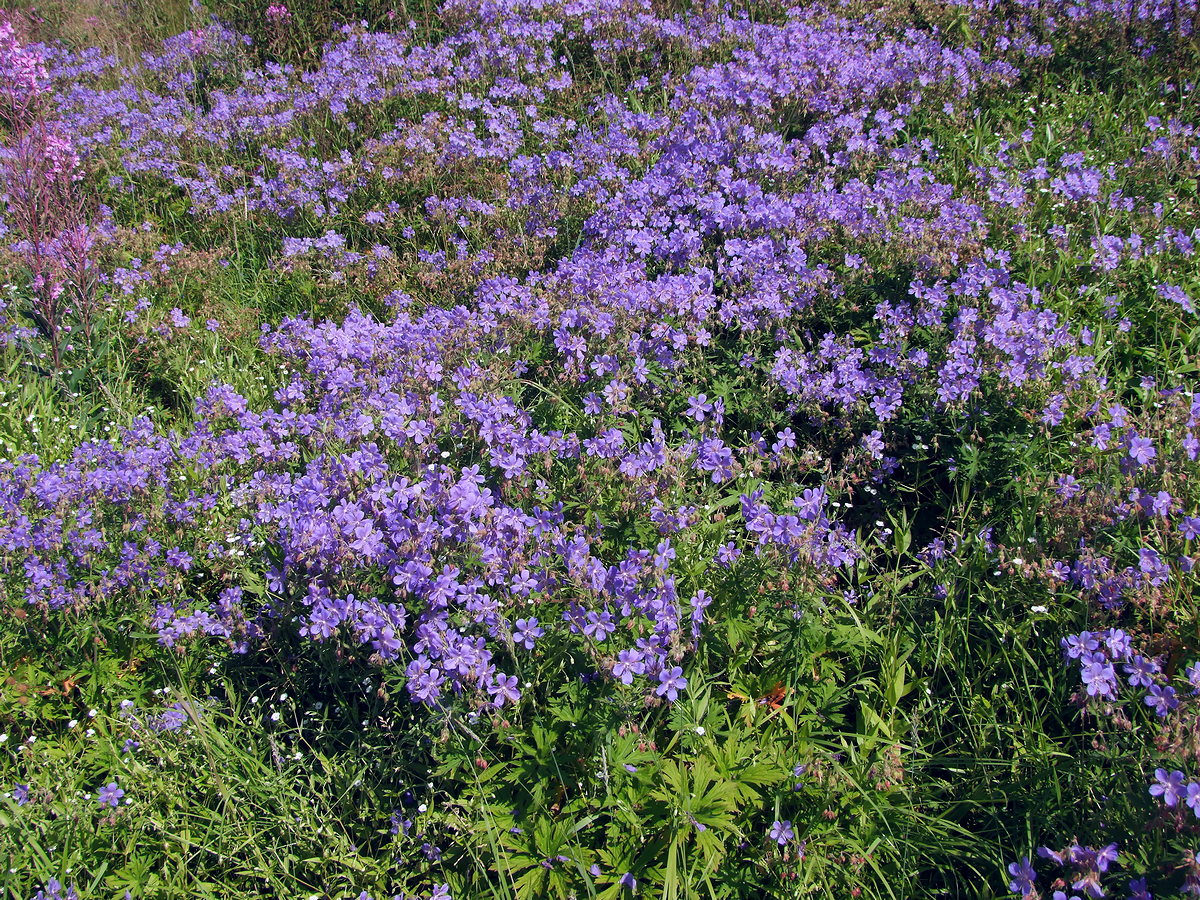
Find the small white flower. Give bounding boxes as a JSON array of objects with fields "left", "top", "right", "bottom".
[
  {"left": 694, "top": 726, "right": 705, "bottom": 736},
  {"left": 1031, "top": 605, "right": 1048, "bottom": 614}
]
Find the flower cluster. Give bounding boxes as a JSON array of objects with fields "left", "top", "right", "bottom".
[
  {"left": 1061, "top": 626, "right": 1196, "bottom": 716},
  {"left": 2, "top": 0, "right": 1047, "bottom": 712},
  {"left": 1009, "top": 843, "right": 1121, "bottom": 900},
  {"left": 2, "top": 0, "right": 1200, "bottom": 894}
]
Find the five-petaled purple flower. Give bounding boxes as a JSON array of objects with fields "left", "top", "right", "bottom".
[
  {"left": 769, "top": 819, "right": 795, "bottom": 845},
  {"left": 612, "top": 649, "right": 646, "bottom": 685},
  {"left": 685, "top": 394, "right": 713, "bottom": 422},
  {"left": 1150, "top": 768, "right": 1186, "bottom": 806},
  {"left": 1144, "top": 684, "right": 1179, "bottom": 718},
  {"left": 1128, "top": 435, "right": 1157, "bottom": 466},
  {"left": 1181, "top": 517, "right": 1200, "bottom": 541},
  {"left": 488, "top": 674, "right": 521, "bottom": 707},
  {"left": 1007, "top": 856, "right": 1037, "bottom": 897},
  {"left": 97, "top": 781, "right": 125, "bottom": 808},
  {"left": 655, "top": 666, "right": 687, "bottom": 702},
  {"left": 512, "top": 617, "right": 543, "bottom": 650}
]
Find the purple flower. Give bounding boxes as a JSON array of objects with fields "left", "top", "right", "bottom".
[
  {"left": 31, "top": 879, "right": 78, "bottom": 900},
  {"left": 97, "top": 781, "right": 125, "bottom": 808},
  {"left": 1150, "top": 768, "right": 1186, "bottom": 805},
  {"left": 1104, "top": 629, "right": 1132, "bottom": 660},
  {"left": 655, "top": 666, "right": 687, "bottom": 702},
  {"left": 1139, "top": 548, "right": 1170, "bottom": 585},
  {"left": 1062, "top": 632, "right": 1100, "bottom": 660},
  {"left": 488, "top": 674, "right": 521, "bottom": 707},
  {"left": 1128, "top": 436, "right": 1157, "bottom": 466},
  {"left": 1038, "top": 846, "right": 1067, "bottom": 866},
  {"left": 1123, "top": 655, "right": 1159, "bottom": 688},
  {"left": 716, "top": 543, "right": 741, "bottom": 567},
  {"left": 685, "top": 394, "right": 713, "bottom": 422},
  {"left": 1144, "top": 684, "right": 1179, "bottom": 718},
  {"left": 612, "top": 649, "right": 645, "bottom": 685},
  {"left": 769, "top": 819, "right": 795, "bottom": 845},
  {"left": 583, "top": 610, "right": 616, "bottom": 642},
  {"left": 1186, "top": 782, "right": 1200, "bottom": 817},
  {"left": 653, "top": 540, "right": 676, "bottom": 570},
  {"left": 1181, "top": 517, "right": 1200, "bottom": 541},
  {"left": 12, "top": 783, "right": 29, "bottom": 805},
  {"left": 1056, "top": 475, "right": 1081, "bottom": 499},
  {"left": 618, "top": 872, "right": 636, "bottom": 891},
  {"left": 512, "top": 617, "right": 544, "bottom": 650},
  {"left": 1185, "top": 432, "right": 1200, "bottom": 461},
  {"left": 1187, "top": 661, "right": 1200, "bottom": 694},
  {"left": 1158, "top": 283, "right": 1195, "bottom": 313},
  {"left": 793, "top": 487, "right": 826, "bottom": 522},
  {"left": 1079, "top": 654, "right": 1117, "bottom": 699},
  {"left": 1093, "top": 843, "right": 1118, "bottom": 873},
  {"left": 922, "top": 538, "right": 947, "bottom": 563},
  {"left": 1149, "top": 491, "right": 1173, "bottom": 517},
  {"left": 1007, "top": 856, "right": 1037, "bottom": 896}
]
